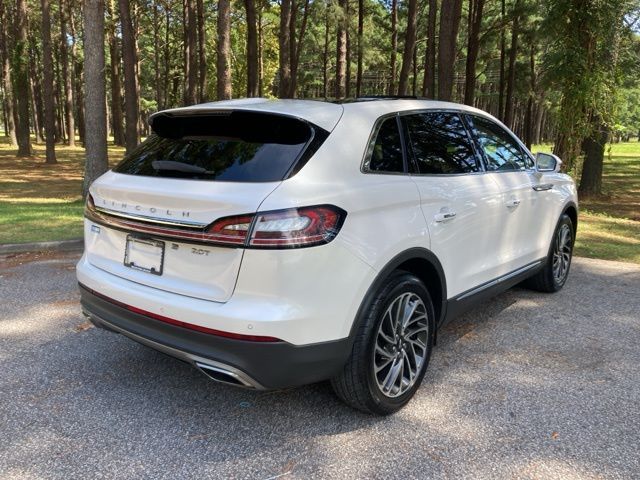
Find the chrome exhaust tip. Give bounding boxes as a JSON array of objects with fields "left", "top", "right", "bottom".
[{"left": 195, "top": 362, "right": 261, "bottom": 389}]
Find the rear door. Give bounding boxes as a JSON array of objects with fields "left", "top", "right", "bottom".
[
  {"left": 402, "top": 111, "right": 506, "bottom": 298},
  {"left": 464, "top": 114, "right": 542, "bottom": 270},
  {"left": 85, "top": 111, "right": 326, "bottom": 303}
]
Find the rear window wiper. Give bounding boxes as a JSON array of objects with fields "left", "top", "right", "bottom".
[{"left": 151, "top": 160, "right": 215, "bottom": 175}]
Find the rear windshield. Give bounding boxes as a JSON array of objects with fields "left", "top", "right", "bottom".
[{"left": 113, "top": 111, "right": 321, "bottom": 182}]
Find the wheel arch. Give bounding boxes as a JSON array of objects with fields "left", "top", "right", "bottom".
[
  {"left": 349, "top": 248, "right": 447, "bottom": 341},
  {"left": 562, "top": 202, "right": 578, "bottom": 238}
]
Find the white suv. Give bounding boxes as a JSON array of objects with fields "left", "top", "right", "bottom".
[{"left": 77, "top": 98, "right": 577, "bottom": 414}]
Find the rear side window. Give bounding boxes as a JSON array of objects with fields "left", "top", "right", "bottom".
[
  {"left": 466, "top": 115, "right": 534, "bottom": 171},
  {"left": 363, "top": 116, "right": 405, "bottom": 173},
  {"left": 403, "top": 112, "right": 480, "bottom": 174},
  {"left": 113, "top": 111, "right": 321, "bottom": 182}
]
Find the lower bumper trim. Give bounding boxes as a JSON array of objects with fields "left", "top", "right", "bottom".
[{"left": 84, "top": 309, "right": 264, "bottom": 389}]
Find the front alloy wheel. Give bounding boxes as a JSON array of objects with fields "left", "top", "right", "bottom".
[
  {"left": 525, "top": 213, "right": 574, "bottom": 293},
  {"left": 552, "top": 223, "right": 572, "bottom": 285}
]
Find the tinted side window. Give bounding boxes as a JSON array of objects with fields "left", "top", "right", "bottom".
[
  {"left": 404, "top": 112, "right": 479, "bottom": 174},
  {"left": 467, "top": 115, "right": 533, "bottom": 171},
  {"left": 364, "top": 117, "right": 405, "bottom": 173}
]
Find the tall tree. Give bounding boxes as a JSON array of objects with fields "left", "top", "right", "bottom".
[
  {"left": 355, "top": 0, "right": 364, "bottom": 97},
  {"left": 397, "top": 0, "right": 418, "bottom": 95},
  {"left": 498, "top": 0, "right": 506, "bottom": 118},
  {"left": 41, "top": 0, "right": 56, "bottom": 163},
  {"left": 388, "top": 0, "right": 397, "bottom": 95},
  {"left": 464, "top": 0, "right": 485, "bottom": 106},
  {"left": 289, "top": 0, "right": 310, "bottom": 98},
  {"left": 196, "top": 0, "right": 206, "bottom": 102},
  {"left": 107, "top": 0, "right": 124, "bottom": 145},
  {"left": 119, "top": 0, "right": 140, "bottom": 152},
  {"left": 423, "top": 0, "right": 437, "bottom": 98},
  {"left": 216, "top": 0, "right": 232, "bottom": 99},
  {"left": 335, "top": 0, "right": 347, "bottom": 99},
  {"left": 0, "top": 2, "right": 17, "bottom": 146},
  {"left": 60, "top": 0, "right": 75, "bottom": 146},
  {"left": 183, "top": 0, "right": 197, "bottom": 105},
  {"left": 503, "top": 2, "right": 520, "bottom": 129},
  {"left": 437, "top": 0, "right": 463, "bottom": 101},
  {"left": 245, "top": 0, "right": 259, "bottom": 97},
  {"left": 278, "top": 0, "right": 292, "bottom": 97},
  {"left": 83, "top": 0, "right": 108, "bottom": 197},
  {"left": 13, "top": 0, "right": 32, "bottom": 157}
]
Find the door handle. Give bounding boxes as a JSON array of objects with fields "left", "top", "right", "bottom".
[
  {"left": 434, "top": 212, "right": 457, "bottom": 222},
  {"left": 505, "top": 198, "right": 521, "bottom": 208},
  {"left": 533, "top": 183, "right": 554, "bottom": 191}
]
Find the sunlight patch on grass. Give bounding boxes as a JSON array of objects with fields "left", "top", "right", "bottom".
[{"left": 575, "top": 211, "right": 640, "bottom": 264}]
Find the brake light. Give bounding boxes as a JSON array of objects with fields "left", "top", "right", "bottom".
[
  {"left": 85, "top": 194, "right": 346, "bottom": 249},
  {"left": 248, "top": 206, "right": 345, "bottom": 247}
]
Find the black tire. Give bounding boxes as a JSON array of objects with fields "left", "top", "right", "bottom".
[
  {"left": 331, "top": 271, "right": 435, "bottom": 415},
  {"left": 525, "top": 213, "right": 574, "bottom": 293}
]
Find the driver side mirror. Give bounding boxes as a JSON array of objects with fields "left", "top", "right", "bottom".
[{"left": 535, "top": 152, "right": 562, "bottom": 173}]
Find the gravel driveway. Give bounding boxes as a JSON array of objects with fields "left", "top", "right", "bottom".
[{"left": 0, "top": 251, "right": 638, "bottom": 479}]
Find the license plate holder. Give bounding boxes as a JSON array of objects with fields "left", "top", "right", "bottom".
[{"left": 124, "top": 236, "right": 165, "bottom": 276}]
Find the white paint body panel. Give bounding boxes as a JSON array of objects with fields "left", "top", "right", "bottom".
[{"left": 77, "top": 99, "right": 578, "bottom": 346}]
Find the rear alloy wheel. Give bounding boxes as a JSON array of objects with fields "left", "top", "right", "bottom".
[
  {"left": 373, "top": 292, "right": 429, "bottom": 398},
  {"left": 331, "top": 272, "right": 435, "bottom": 415},
  {"left": 526, "top": 213, "right": 574, "bottom": 293}
]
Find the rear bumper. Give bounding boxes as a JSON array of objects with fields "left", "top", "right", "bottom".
[{"left": 79, "top": 285, "right": 352, "bottom": 389}]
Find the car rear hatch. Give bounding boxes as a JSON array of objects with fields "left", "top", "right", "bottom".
[{"left": 84, "top": 106, "right": 340, "bottom": 302}]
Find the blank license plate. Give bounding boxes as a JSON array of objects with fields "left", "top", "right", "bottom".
[{"left": 124, "top": 236, "right": 165, "bottom": 275}]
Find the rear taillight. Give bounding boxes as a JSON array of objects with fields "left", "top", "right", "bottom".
[
  {"left": 85, "top": 195, "right": 346, "bottom": 249},
  {"left": 206, "top": 205, "right": 346, "bottom": 249}
]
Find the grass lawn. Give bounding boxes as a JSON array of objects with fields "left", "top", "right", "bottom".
[
  {"left": 1, "top": 135, "right": 639, "bottom": 264},
  {"left": 0, "top": 137, "right": 124, "bottom": 244}
]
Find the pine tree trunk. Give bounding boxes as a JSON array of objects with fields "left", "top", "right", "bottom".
[
  {"left": 335, "top": 0, "right": 347, "bottom": 99},
  {"left": 388, "top": 0, "right": 397, "bottom": 95},
  {"left": 83, "top": 0, "right": 108, "bottom": 197},
  {"left": 503, "top": 7, "right": 519, "bottom": 129},
  {"left": 119, "top": 0, "right": 140, "bottom": 153},
  {"left": 437, "top": 0, "right": 462, "bottom": 101},
  {"left": 498, "top": 0, "right": 506, "bottom": 119},
  {"left": 290, "top": 0, "right": 310, "bottom": 98},
  {"left": 68, "top": 1, "right": 84, "bottom": 144},
  {"left": 579, "top": 120, "right": 608, "bottom": 197},
  {"left": 464, "top": 0, "right": 484, "bottom": 106},
  {"left": 60, "top": 2, "right": 75, "bottom": 147},
  {"left": 196, "top": 0, "right": 206, "bottom": 102},
  {"left": 345, "top": 0, "right": 351, "bottom": 98},
  {"left": 356, "top": 0, "right": 364, "bottom": 97},
  {"left": 216, "top": 0, "right": 232, "bottom": 100},
  {"left": 14, "top": 0, "right": 32, "bottom": 157},
  {"left": 423, "top": 0, "right": 437, "bottom": 98},
  {"left": 0, "top": 3, "right": 17, "bottom": 146},
  {"left": 41, "top": 0, "right": 57, "bottom": 163},
  {"left": 278, "top": 0, "right": 292, "bottom": 97},
  {"left": 183, "top": 0, "right": 197, "bottom": 105},
  {"left": 258, "top": 7, "right": 264, "bottom": 96},
  {"left": 397, "top": 0, "right": 417, "bottom": 95},
  {"left": 107, "top": 0, "right": 124, "bottom": 146},
  {"left": 28, "top": 46, "right": 44, "bottom": 144},
  {"left": 323, "top": 5, "right": 329, "bottom": 99},
  {"left": 245, "top": 0, "right": 259, "bottom": 97}
]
